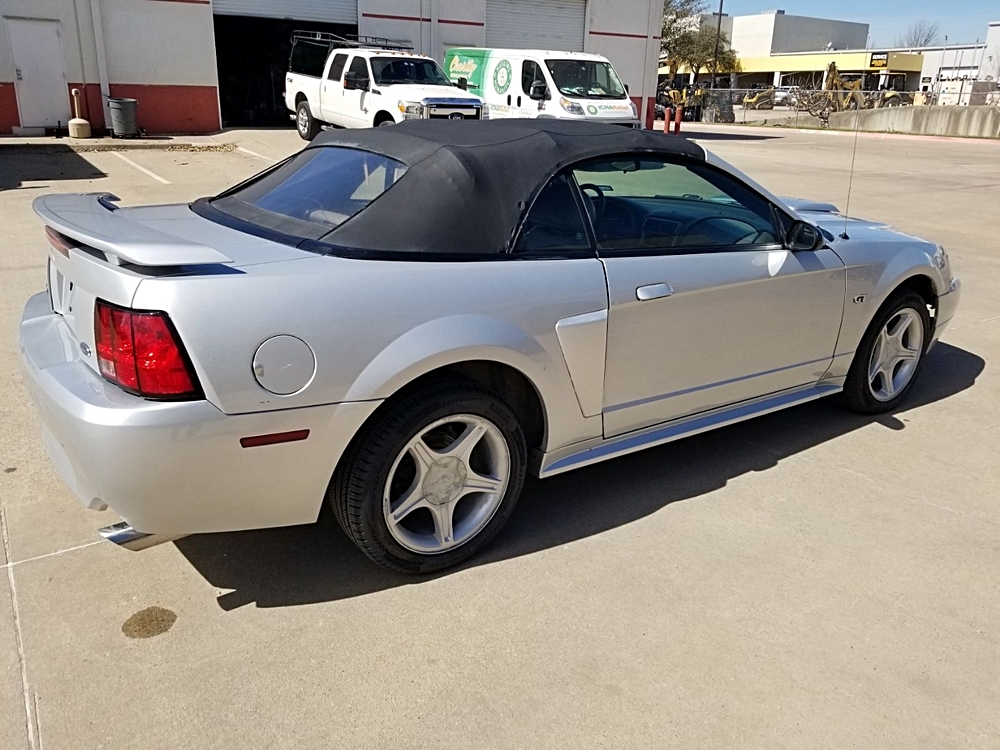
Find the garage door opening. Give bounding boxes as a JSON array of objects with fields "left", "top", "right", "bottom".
[{"left": 214, "top": 15, "right": 357, "bottom": 127}]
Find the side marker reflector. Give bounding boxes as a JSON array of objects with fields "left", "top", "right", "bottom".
[{"left": 240, "top": 429, "right": 310, "bottom": 448}]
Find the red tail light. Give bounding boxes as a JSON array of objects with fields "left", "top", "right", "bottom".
[{"left": 93, "top": 300, "right": 201, "bottom": 399}]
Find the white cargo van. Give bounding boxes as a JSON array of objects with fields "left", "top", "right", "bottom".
[{"left": 444, "top": 48, "right": 639, "bottom": 128}]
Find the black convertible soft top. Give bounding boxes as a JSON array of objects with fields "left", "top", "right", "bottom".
[{"left": 310, "top": 119, "right": 707, "bottom": 255}]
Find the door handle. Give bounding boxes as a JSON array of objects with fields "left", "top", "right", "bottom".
[
  {"left": 636, "top": 283, "right": 673, "bottom": 301},
  {"left": 15, "top": 68, "right": 23, "bottom": 81}
]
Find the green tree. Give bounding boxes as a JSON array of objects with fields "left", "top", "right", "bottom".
[
  {"left": 660, "top": 0, "right": 707, "bottom": 61},
  {"left": 672, "top": 26, "right": 741, "bottom": 81}
]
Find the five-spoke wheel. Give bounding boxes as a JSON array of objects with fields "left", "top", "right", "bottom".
[
  {"left": 843, "top": 289, "right": 930, "bottom": 414},
  {"left": 330, "top": 379, "right": 527, "bottom": 573}
]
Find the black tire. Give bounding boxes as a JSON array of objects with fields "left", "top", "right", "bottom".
[
  {"left": 296, "top": 100, "right": 321, "bottom": 140},
  {"left": 329, "top": 379, "right": 528, "bottom": 574},
  {"left": 841, "top": 289, "right": 930, "bottom": 414}
]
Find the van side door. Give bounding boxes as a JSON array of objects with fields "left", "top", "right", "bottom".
[{"left": 519, "top": 59, "right": 548, "bottom": 118}]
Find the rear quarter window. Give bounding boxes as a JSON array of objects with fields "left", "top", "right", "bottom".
[
  {"left": 290, "top": 41, "right": 330, "bottom": 77},
  {"left": 212, "top": 147, "right": 408, "bottom": 240}
]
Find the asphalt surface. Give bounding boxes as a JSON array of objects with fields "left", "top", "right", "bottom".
[{"left": 0, "top": 125, "right": 997, "bottom": 749}]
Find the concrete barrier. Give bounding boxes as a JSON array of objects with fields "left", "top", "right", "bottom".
[{"left": 828, "top": 105, "right": 1000, "bottom": 139}]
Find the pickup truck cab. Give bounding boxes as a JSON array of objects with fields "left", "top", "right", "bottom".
[
  {"left": 285, "top": 32, "right": 486, "bottom": 139},
  {"left": 444, "top": 48, "right": 640, "bottom": 128}
]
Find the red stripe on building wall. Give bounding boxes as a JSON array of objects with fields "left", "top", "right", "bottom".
[
  {"left": 0, "top": 83, "right": 19, "bottom": 134},
  {"left": 361, "top": 12, "right": 484, "bottom": 26},
  {"left": 108, "top": 84, "right": 220, "bottom": 133}
]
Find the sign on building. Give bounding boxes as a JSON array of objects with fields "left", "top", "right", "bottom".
[{"left": 869, "top": 53, "right": 889, "bottom": 69}]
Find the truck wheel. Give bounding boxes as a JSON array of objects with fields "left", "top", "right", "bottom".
[
  {"left": 841, "top": 290, "right": 929, "bottom": 414},
  {"left": 296, "top": 100, "right": 321, "bottom": 140},
  {"left": 329, "top": 379, "right": 527, "bottom": 574}
]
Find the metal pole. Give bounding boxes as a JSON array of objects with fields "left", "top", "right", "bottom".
[{"left": 712, "top": 0, "right": 724, "bottom": 88}]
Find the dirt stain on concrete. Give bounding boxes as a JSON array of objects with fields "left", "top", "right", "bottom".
[{"left": 121, "top": 606, "right": 177, "bottom": 639}]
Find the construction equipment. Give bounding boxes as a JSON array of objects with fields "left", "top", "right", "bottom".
[
  {"left": 797, "top": 63, "right": 914, "bottom": 124},
  {"left": 742, "top": 87, "right": 775, "bottom": 110}
]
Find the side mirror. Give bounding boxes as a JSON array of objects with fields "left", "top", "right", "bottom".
[
  {"left": 457, "top": 77, "right": 468, "bottom": 90},
  {"left": 343, "top": 71, "right": 358, "bottom": 90},
  {"left": 529, "top": 81, "right": 548, "bottom": 101},
  {"left": 787, "top": 220, "right": 824, "bottom": 251},
  {"left": 624, "top": 83, "right": 630, "bottom": 94}
]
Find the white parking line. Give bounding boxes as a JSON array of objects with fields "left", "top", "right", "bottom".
[
  {"left": 237, "top": 146, "right": 278, "bottom": 164},
  {"left": 0, "top": 540, "right": 103, "bottom": 571},
  {"left": 110, "top": 151, "right": 171, "bottom": 184}
]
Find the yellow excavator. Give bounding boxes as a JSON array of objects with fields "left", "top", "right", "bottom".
[{"left": 798, "top": 62, "right": 913, "bottom": 119}]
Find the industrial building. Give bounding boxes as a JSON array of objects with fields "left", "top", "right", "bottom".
[
  {"left": 0, "top": 0, "right": 663, "bottom": 135},
  {"left": 674, "top": 10, "right": 1000, "bottom": 95}
]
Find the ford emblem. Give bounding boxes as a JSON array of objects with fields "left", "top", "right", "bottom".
[{"left": 449, "top": 112, "right": 464, "bottom": 120}]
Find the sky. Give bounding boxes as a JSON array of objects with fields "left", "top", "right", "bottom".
[{"left": 715, "top": 0, "right": 997, "bottom": 47}]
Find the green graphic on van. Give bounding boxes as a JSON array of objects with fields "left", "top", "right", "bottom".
[
  {"left": 448, "top": 55, "right": 483, "bottom": 91},
  {"left": 493, "top": 59, "right": 512, "bottom": 94},
  {"left": 586, "top": 104, "right": 598, "bottom": 115}
]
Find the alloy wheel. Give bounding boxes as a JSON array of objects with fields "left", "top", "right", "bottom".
[
  {"left": 867, "top": 308, "right": 924, "bottom": 402},
  {"left": 383, "top": 414, "right": 510, "bottom": 555}
]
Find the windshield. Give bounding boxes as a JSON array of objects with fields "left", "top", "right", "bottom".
[
  {"left": 371, "top": 57, "right": 452, "bottom": 86},
  {"left": 545, "top": 59, "right": 626, "bottom": 99},
  {"left": 212, "top": 147, "right": 407, "bottom": 240}
]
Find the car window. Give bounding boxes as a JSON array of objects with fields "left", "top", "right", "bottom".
[
  {"left": 327, "top": 53, "right": 349, "bottom": 81},
  {"left": 348, "top": 56, "right": 370, "bottom": 82},
  {"left": 570, "top": 157, "right": 779, "bottom": 253},
  {"left": 371, "top": 57, "right": 451, "bottom": 86},
  {"left": 290, "top": 40, "right": 329, "bottom": 77},
  {"left": 513, "top": 174, "right": 591, "bottom": 255},
  {"left": 212, "top": 147, "right": 407, "bottom": 240},
  {"left": 521, "top": 60, "right": 545, "bottom": 95}
]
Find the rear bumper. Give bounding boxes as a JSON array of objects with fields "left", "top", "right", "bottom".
[{"left": 20, "top": 292, "right": 380, "bottom": 535}]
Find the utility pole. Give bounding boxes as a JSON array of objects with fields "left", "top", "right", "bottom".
[{"left": 712, "top": 0, "right": 725, "bottom": 88}]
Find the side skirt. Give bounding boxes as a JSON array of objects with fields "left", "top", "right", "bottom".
[{"left": 537, "top": 381, "right": 844, "bottom": 478}]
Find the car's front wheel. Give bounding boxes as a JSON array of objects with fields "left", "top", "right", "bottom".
[
  {"left": 842, "top": 289, "right": 929, "bottom": 414},
  {"left": 329, "top": 379, "right": 527, "bottom": 573}
]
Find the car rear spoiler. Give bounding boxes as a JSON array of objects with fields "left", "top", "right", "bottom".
[{"left": 32, "top": 193, "right": 233, "bottom": 267}]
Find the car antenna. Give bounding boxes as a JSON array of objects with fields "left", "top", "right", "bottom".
[{"left": 840, "top": 85, "right": 864, "bottom": 240}]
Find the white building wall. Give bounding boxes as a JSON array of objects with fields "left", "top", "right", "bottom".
[
  {"left": 984, "top": 22, "right": 1000, "bottom": 81},
  {"left": 728, "top": 13, "right": 775, "bottom": 58},
  {"left": 0, "top": 0, "right": 219, "bottom": 133},
  {"left": 728, "top": 10, "right": 868, "bottom": 58},
  {"left": 771, "top": 14, "right": 867, "bottom": 53}
]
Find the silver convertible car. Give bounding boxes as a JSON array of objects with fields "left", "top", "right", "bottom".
[{"left": 20, "top": 120, "right": 960, "bottom": 573}]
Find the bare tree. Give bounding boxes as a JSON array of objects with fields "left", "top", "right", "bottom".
[{"left": 896, "top": 19, "right": 942, "bottom": 48}]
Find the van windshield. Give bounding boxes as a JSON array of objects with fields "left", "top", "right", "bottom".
[
  {"left": 545, "top": 59, "right": 627, "bottom": 99},
  {"left": 371, "top": 57, "right": 453, "bottom": 86}
]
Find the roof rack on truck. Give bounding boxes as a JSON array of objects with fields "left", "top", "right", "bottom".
[{"left": 290, "top": 31, "right": 414, "bottom": 52}]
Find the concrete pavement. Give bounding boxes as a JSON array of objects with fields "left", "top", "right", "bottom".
[{"left": 0, "top": 125, "right": 997, "bottom": 749}]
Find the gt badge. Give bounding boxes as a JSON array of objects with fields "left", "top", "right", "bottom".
[{"left": 853, "top": 295, "right": 867, "bottom": 304}]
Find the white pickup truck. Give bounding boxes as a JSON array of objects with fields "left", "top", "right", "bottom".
[{"left": 284, "top": 32, "right": 487, "bottom": 139}]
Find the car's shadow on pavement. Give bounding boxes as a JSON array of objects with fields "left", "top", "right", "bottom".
[
  {"left": 0, "top": 145, "right": 107, "bottom": 192},
  {"left": 174, "top": 342, "right": 984, "bottom": 610}
]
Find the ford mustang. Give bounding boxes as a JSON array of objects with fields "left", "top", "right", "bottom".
[{"left": 20, "top": 120, "right": 961, "bottom": 572}]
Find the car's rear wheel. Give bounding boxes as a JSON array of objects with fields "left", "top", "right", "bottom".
[
  {"left": 842, "top": 289, "right": 929, "bottom": 414},
  {"left": 296, "top": 100, "right": 321, "bottom": 140},
  {"left": 329, "top": 379, "right": 527, "bottom": 573}
]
